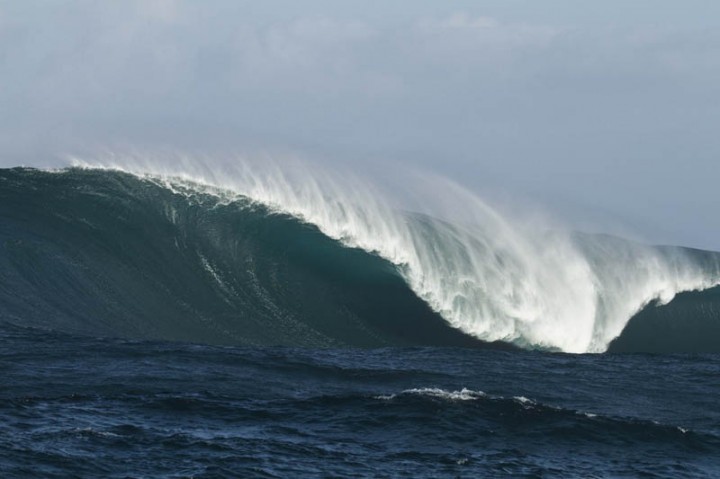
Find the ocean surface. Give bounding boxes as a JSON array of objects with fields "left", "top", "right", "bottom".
[
  {"left": 3, "top": 324, "right": 720, "bottom": 478},
  {"left": 1, "top": 167, "right": 720, "bottom": 477}
]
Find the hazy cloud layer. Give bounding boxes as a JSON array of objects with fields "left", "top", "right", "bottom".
[{"left": 0, "top": 1, "right": 718, "bottom": 248}]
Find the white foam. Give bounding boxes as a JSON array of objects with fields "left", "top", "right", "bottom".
[{"left": 375, "top": 387, "right": 486, "bottom": 401}]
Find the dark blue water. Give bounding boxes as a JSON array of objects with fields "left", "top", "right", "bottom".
[{"left": 2, "top": 323, "right": 719, "bottom": 478}]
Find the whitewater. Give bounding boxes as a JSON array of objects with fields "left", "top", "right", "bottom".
[{"left": 66, "top": 155, "right": 720, "bottom": 354}]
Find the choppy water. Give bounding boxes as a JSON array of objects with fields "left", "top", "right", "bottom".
[{"left": 2, "top": 324, "right": 719, "bottom": 478}]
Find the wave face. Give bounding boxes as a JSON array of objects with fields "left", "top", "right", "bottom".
[
  {"left": 0, "top": 167, "right": 485, "bottom": 348},
  {"left": 1, "top": 166, "right": 719, "bottom": 352}
]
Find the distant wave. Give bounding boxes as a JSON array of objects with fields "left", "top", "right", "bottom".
[{"left": 1, "top": 165, "right": 719, "bottom": 352}]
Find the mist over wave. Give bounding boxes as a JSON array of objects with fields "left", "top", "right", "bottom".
[{"left": 63, "top": 155, "right": 720, "bottom": 353}]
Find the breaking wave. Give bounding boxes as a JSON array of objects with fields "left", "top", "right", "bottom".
[{"left": 1, "top": 162, "right": 718, "bottom": 353}]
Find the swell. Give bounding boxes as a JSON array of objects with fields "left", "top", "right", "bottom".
[
  {"left": 0, "top": 167, "right": 488, "bottom": 348},
  {"left": 610, "top": 284, "right": 720, "bottom": 353},
  {"left": 372, "top": 387, "right": 716, "bottom": 443}
]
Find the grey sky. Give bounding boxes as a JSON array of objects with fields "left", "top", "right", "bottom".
[{"left": 0, "top": 1, "right": 718, "bottom": 249}]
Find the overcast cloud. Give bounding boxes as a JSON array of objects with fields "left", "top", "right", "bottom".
[{"left": 0, "top": 1, "right": 718, "bottom": 249}]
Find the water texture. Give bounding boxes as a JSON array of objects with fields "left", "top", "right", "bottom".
[{"left": 2, "top": 325, "right": 719, "bottom": 478}]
